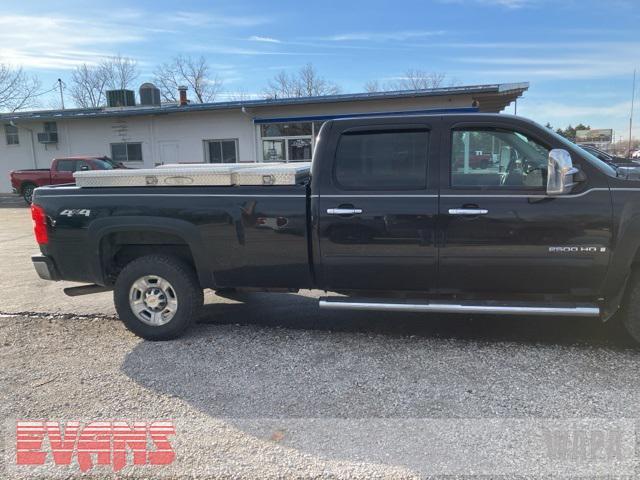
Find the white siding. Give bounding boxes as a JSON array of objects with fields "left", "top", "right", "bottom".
[{"left": 0, "top": 93, "right": 475, "bottom": 192}]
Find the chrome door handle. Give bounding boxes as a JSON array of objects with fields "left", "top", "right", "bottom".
[
  {"left": 327, "top": 208, "right": 363, "bottom": 215},
  {"left": 448, "top": 208, "right": 488, "bottom": 215}
]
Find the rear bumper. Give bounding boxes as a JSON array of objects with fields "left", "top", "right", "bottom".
[{"left": 32, "top": 254, "right": 60, "bottom": 281}]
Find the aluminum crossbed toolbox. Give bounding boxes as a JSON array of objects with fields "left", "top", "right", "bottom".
[
  {"left": 157, "top": 162, "right": 283, "bottom": 169},
  {"left": 74, "top": 162, "right": 311, "bottom": 187},
  {"left": 232, "top": 163, "right": 312, "bottom": 186}
]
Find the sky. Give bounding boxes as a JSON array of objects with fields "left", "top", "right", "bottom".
[{"left": 1, "top": 0, "right": 639, "bottom": 140}]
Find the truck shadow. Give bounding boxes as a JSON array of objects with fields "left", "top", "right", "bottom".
[
  {"left": 195, "top": 291, "right": 633, "bottom": 349},
  {"left": 120, "top": 292, "right": 640, "bottom": 473}
]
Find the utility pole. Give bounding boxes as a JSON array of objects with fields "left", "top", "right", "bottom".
[
  {"left": 57, "top": 78, "right": 65, "bottom": 110},
  {"left": 629, "top": 69, "right": 636, "bottom": 158}
]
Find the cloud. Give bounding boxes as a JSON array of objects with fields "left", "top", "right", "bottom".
[
  {"left": 0, "top": 14, "right": 147, "bottom": 70},
  {"left": 522, "top": 100, "right": 633, "bottom": 119},
  {"left": 171, "top": 11, "right": 271, "bottom": 28},
  {"left": 451, "top": 42, "right": 640, "bottom": 80},
  {"left": 439, "top": 0, "right": 540, "bottom": 8},
  {"left": 248, "top": 35, "right": 281, "bottom": 44},
  {"left": 185, "top": 43, "right": 325, "bottom": 56},
  {"left": 518, "top": 99, "right": 639, "bottom": 138},
  {"left": 324, "top": 30, "right": 445, "bottom": 42},
  {"left": 0, "top": 9, "right": 274, "bottom": 71}
]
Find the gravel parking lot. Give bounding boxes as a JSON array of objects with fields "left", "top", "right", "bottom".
[{"left": 1, "top": 195, "right": 640, "bottom": 478}]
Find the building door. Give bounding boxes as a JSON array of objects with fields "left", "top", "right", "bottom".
[{"left": 158, "top": 142, "right": 179, "bottom": 165}]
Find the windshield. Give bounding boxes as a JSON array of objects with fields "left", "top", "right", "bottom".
[
  {"left": 101, "top": 156, "right": 120, "bottom": 168},
  {"left": 548, "top": 129, "right": 617, "bottom": 176},
  {"left": 93, "top": 159, "right": 114, "bottom": 170},
  {"left": 580, "top": 146, "right": 612, "bottom": 162}
]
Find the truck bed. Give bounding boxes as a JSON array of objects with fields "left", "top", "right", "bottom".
[{"left": 33, "top": 182, "right": 313, "bottom": 289}]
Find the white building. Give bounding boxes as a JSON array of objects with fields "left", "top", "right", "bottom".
[{"left": 0, "top": 82, "right": 528, "bottom": 192}]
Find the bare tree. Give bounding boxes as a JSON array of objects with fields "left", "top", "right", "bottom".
[
  {"left": 364, "top": 70, "right": 452, "bottom": 93},
  {"left": 154, "top": 55, "right": 223, "bottom": 103},
  {"left": 102, "top": 54, "right": 139, "bottom": 90},
  {"left": 265, "top": 70, "right": 299, "bottom": 99},
  {"left": 0, "top": 63, "right": 41, "bottom": 112},
  {"left": 264, "top": 63, "right": 340, "bottom": 99},
  {"left": 69, "top": 64, "right": 108, "bottom": 108},
  {"left": 389, "top": 70, "right": 447, "bottom": 90},
  {"left": 227, "top": 89, "right": 253, "bottom": 102},
  {"left": 69, "top": 55, "right": 139, "bottom": 108},
  {"left": 298, "top": 64, "right": 340, "bottom": 97},
  {"left": 363, "top": 79, "right": 381, "bottom": 93}
]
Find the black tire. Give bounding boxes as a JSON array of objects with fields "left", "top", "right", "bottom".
[
  {"left": 619, "top": 272, "right": 640, "bottom": 345},
  {"left": 114, "top": 255, "right": 203, "bottom": 340},
  {"left": 22, "top": 183, "right": 36, "bottom": 205}
]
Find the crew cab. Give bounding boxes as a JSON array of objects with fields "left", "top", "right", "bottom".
[
  {"left": 10, "top": 156, "right": 125, "bottom": 204},
  {"left": 28, "top": 114, "right": 640, "bottom": 343}
]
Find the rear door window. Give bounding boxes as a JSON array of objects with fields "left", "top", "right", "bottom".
[
  {"left": 56, "top": 159, "right": 76, "bottom": 172},
  {"left": 334, "top": 130, "right": 429, "bottom": 190}
]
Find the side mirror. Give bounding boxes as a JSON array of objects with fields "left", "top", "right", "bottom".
[
  {"left": 547, "top": 149, "right": 579, "bottom": 196},
  {"left": 80, "top": 165, "right": 89, "bottom": 171}
]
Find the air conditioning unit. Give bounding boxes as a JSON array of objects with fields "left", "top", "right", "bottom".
[
  {"left": 37, "top": 132, "right": 58, "bottom": 144},
  {"left": 139, "top": 83, "right": 161, "bottom": 106},
  {"left": 107, "top": 89, "right": 136, "bottom": 107}
]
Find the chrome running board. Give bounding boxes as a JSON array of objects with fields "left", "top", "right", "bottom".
[{"left": 318, "top": 298, "right": 600, "bottom": 317}]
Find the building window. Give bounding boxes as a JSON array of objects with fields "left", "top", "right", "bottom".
[
  {"left": 259, "top": 122, "right": 316, "bottom": 162},
  {"left": 205, "top": 139, "right": 238, "bottom": 163},
  {"left": 263, "top": 139, "right": 285, "bottom": 162},
  {"left": 44, "top": 121, "right": 57, "bottom": 134},
  {"left": 111, "top": 142, "right": 143, "bottom": 163},
  {"left": 4, "top": 124, "right": 19, "bottom": 145}
]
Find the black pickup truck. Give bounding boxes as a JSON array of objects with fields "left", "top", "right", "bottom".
[{"left": 29, "top": 113, "right": 640, "bottom": 343}]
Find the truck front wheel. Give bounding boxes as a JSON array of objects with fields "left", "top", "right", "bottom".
[
  {"left": 22, "top": 183, "right": 36, "bottom": 204},
  {"left": 114, "top": 255, "right": 203, "bottom": 340}
]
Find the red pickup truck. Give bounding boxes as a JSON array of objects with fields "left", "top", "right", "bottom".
[{"left": 10, "top": 156, "right": 125, "bottom": 204}]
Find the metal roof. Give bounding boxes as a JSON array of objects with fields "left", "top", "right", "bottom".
[{"left": 0, "top": 82, "right": 528, "bottom": 123}]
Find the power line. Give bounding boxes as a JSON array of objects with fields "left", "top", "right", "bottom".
[{"left": 630, "top": 69, "right": 636, "bottom": 158}]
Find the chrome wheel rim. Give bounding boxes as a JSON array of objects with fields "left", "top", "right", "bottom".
[
  {"left": 129, "top": 275, "right": 178, "bottom": 326},
  {"left": 24, "top": 186, "right": 34, "bottom": 203}
]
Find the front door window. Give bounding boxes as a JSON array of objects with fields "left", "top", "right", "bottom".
[{"left": 451, "top": 129, "right": 549, "bottom": 189}]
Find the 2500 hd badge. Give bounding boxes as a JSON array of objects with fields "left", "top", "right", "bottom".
[{"left": 549, "top": 246, "right": 608, "bottom": 253}]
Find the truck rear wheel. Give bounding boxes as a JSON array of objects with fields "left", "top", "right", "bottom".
[
  {"left": 619, "top": 273, "right": 640, "bottom": 345},
  {"left": 114, "top": 255, "right": 203, "bottom": 340},
  {"left": 22, "top": 183, "right": 36, "bottom": 204}
]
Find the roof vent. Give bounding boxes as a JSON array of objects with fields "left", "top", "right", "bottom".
[
  {"left": 139, "top": 83, "right": 161, "bottom": 106},
  {"left": 106, "top": 89, "right": 136, "bottom": 108}
]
